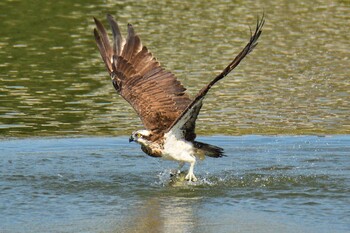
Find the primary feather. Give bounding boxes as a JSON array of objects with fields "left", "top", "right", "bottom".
[{"left": 93, "top": 14, "right": 265, "bottom": 181}]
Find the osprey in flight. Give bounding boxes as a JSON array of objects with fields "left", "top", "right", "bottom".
[{"left": 94, "top": 14, "right": 264, "bottom": 181}]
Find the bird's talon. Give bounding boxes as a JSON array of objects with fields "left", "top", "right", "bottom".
[{"left": 185, "top": 173, "right": 197, "bottom": 182}]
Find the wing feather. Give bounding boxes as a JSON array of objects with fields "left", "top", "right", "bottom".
[
  {"left": 167, "top": 14, "right": 265, "bottom": 140},
  {"left": 94, "top": 15, "right": 191, "bottom": 135},
  {"left": 107, "top": 14, "right": 123, "bottom": 55},
  {"left": 94, "top": 14, "right": 264, "bottom": 140},
  {"left": 93, "top": 28, "right": 112, "bottom": 73}
]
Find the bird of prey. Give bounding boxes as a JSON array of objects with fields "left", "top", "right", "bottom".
[{"left": 93, "top": 14, "right": 264, "bottom": 181}]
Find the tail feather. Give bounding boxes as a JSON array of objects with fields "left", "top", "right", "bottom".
[{"left": 193, "top": 141, "right": 224, "bottom": 159}]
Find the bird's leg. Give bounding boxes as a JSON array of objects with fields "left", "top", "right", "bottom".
[
  {"left": 185, "top": 160, "right": 197, "bottom": 182},
  {"left": 170, "top": 162, "right": 185, "bottom": 177},
  {"left": 177, "top": 162, "right": 185, "bottom": 174}
]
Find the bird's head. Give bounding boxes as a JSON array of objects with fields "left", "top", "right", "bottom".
[{"left": 129, "top": 130, "right": 152, "bottom": 145}]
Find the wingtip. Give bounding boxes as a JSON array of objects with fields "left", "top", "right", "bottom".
[
  {"left": 93, "top": 16, "right": 99, "bottom": 24},
  {"left": 257, "top": 13, "right": 266, "bottom": 29},
  {"left": 127, "top": 23, "right": 135, "bottom": 36},
  {"left": 93, "top": 16, "right": 105, "bottom": 33},
  {"left": 93, "top": 28, "right": 100, "bottom": 39},
  {"left": 106, "top": 13, "right": 114, "bottom": 21}
]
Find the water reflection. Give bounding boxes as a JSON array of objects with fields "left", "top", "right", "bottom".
[
  {"left": 0, "top": 0, "right": 349, "bottom": 137},
  {"left": 119, "top": 197, "right": 197, "bottom": 233},
  {"left": 1, "top": 136, "right": 349, "bottom": 232}
]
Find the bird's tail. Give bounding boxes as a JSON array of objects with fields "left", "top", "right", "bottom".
[{"left": 193, "top": 141, "right": 224, "bottom": 159}]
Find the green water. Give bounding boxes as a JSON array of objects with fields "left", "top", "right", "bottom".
[
  {"left": 1, "top": 0, "right": 349, "bottom": 137},
  {"left": 0, "top": 1, "right": 349, "bottom": 233}
]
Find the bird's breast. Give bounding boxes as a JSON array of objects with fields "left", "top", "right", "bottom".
[
  {"left": 163, "top": 135, "right": 194, "bottom": 159},
  {"left": 141, "top": 144, "right": 162, "bottom": 158}
]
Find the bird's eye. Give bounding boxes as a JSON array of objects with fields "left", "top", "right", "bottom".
[{"left": 136, "top": 133, "right": 142, "bottom": 138}]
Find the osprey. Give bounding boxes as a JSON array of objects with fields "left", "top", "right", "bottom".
[{"left": 93, "top": 14, "right": 264, "bottom": 181}]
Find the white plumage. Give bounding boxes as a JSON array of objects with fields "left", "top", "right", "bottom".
[
  {"left": 94, "top": 14, "right": 264, "bottom": 182},
  {"left": 163, "top": 130, "right": 197, "bottom": 181}
]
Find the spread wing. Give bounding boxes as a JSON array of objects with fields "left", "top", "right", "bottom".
[
  {"left": 167, "top": 15, "right": 265, "bottom": 140},
  {"left": 93, "top": 14, "right": 192, "bottom": 135}
]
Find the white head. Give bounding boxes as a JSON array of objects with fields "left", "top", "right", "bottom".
[{"left": 129, "top": 129, "right": 152, "bottom": 145}]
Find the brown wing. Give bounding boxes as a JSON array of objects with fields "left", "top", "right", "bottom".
[
  {"left": 167, "top": 15, "right": 265, "bottom": 140},
  {"left": 94, "top": 15, "right": 192, "bottom": 134}
]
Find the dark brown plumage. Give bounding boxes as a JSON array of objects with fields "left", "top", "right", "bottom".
[
  {"left": 94, "top": 15, "right": 192, "bottom": 140},
  {"left": 94, "top": 14, "right": 264, "bottom": 162}
]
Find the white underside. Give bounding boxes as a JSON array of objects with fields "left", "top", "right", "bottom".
[{"left": 163, "top": 130, "right": 197, "bottom": 181}]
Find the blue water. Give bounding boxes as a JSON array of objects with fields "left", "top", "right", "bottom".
[{"left": 1, "top": 136, "right": 349, "bottom": 233}]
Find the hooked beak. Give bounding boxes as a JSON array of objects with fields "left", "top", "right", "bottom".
[{"left": 129, "top": 136, "right": 134, "bottom": 143}]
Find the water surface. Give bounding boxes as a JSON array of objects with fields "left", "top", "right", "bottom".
[
  {"left": 0, "top": 0, "right": 349, "bottom": 137},
  {"left": 1, "top": 136, "right": 349, "bottom": 233},
  {"left": 0, "top": 1, "right": 349, "bottom": 232}
]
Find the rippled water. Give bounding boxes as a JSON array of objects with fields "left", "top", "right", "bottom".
[
  {"left": 1, "top": 136, "right": 349, "bottom": 232},
  {"left": 1, "top": 0, "right": 349, "bottom": 232},
  {"left": 0, "top": 0, "right": 349, "bottom": 137}
]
